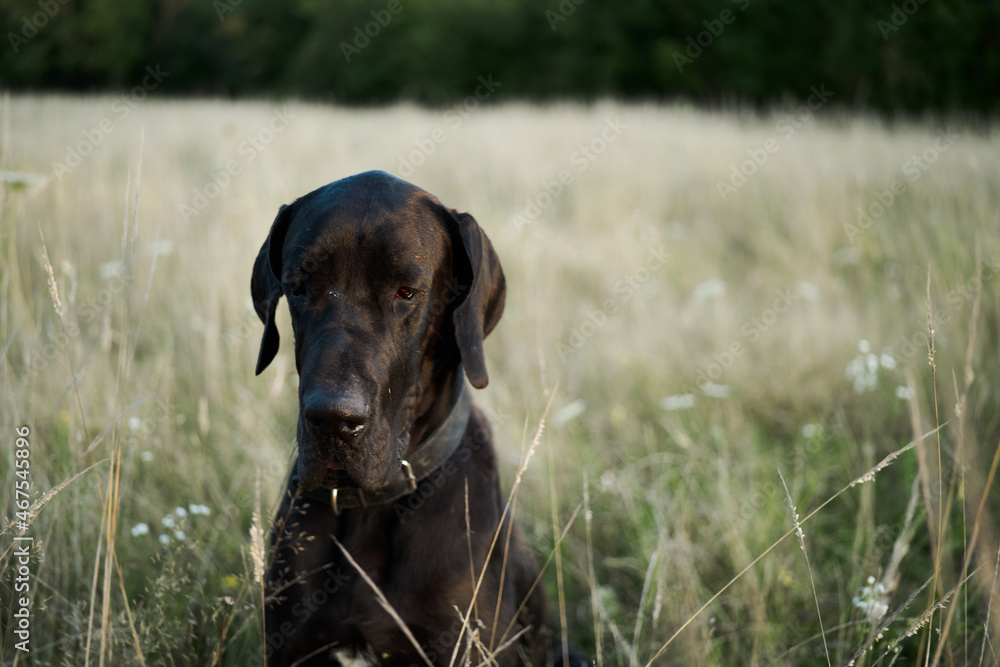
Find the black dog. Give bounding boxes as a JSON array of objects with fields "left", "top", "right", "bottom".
[{"left": 252, "top": 171, "right": 547, "bottom": 666}]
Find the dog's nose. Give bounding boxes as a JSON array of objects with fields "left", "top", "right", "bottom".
[{"left": 302, "top": 392, "right": 368, "bottom": 440}]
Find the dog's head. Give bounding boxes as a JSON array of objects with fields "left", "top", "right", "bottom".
[{"left": 251, "top": 171, "right": 505, "bottom": 492}]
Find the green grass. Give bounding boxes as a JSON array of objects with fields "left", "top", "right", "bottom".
[{"left": 1, "top": 95, "right": 998, "bottom": 665}]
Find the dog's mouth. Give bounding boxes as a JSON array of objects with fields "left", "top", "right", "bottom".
[
  {"left": 320, "top": 455, "right": 353, "bottom": 487},
  {"left": 309, "top": 439, "right": 360, "bottom": 485},
  {"left": 321, "top": 467, "right": 355, "bottom": 487},
  {"left": 296, "top": 420, "right": 404, "bottom": 493},
  {"left": 321, "top": 457, "right": 346, "bottom": 484}
]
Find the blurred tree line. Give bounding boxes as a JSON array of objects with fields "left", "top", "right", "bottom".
[{"left": 1, "top": 0, "right": 997, "bottom": 112}]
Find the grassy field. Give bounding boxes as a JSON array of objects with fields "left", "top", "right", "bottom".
[{"left": 1, "top": 94, "right": 998, "bottom": 665}]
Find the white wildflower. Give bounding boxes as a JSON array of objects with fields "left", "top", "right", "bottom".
[
  {"left": 600, "top": 470, "right": 617, "bottom": 491},
  {"left": 99, "top": 260, "right": 124, "bottom": 280},
  {"left": 701, "top": 382, "right": 730, "bottom": 398},
  {"left": 691, "top": 279, "right": 726, "bottom": 303},
  {"left": 852, "top": 576, "right": 889, "bottom": 623},
  {"left": 796, "top": 281, "right": 821, "bottom": 302},
  {"left": 553, "top": 399, "right": 586, "bottom": 425},
  {"left": 833, "top": 247, "right": 861, "bottom": 267},
  {"left": 866, "top": 353, "right": 879, "bottom": 373},
  {"left": 661, "top": 394, "right": 696, "bottom": 411}
]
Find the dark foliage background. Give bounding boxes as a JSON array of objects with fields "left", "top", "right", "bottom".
[{"left": 2, "top": 0, "right": 998, "bottom": 112}]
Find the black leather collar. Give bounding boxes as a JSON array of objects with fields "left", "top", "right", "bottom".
[{"left": 291, "top": 375, "right": 472, "bottom": 515}]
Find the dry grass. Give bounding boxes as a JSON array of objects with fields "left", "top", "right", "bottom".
[{"left": 1, "top": 94, "right": 999, "bottom": 665}]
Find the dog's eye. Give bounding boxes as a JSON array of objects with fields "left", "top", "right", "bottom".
[
  {"left": 288, "top": 283, "right": 307, "bottom": 298},
  {"left": 395, "top": 287, "right": 415, "bottom": 300}
]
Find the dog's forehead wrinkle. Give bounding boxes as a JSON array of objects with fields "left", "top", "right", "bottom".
[{"left": 287, "top": 192, "right": 448, "bottom": 275}]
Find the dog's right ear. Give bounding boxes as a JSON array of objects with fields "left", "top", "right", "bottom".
[{"left": 251, "top": 204, "right": 293, "bottom": 375}]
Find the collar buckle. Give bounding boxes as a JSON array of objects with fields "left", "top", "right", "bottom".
[{"left": 400, "top": 459, "right": 417, "bottom": 493}]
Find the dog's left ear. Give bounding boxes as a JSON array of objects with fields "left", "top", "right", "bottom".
[
  {"left": 447, "top": 210, "right": 506, "bottom": 389},
  {"left": 251, "top": 204, "right": 293, "bottom": 375}
]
